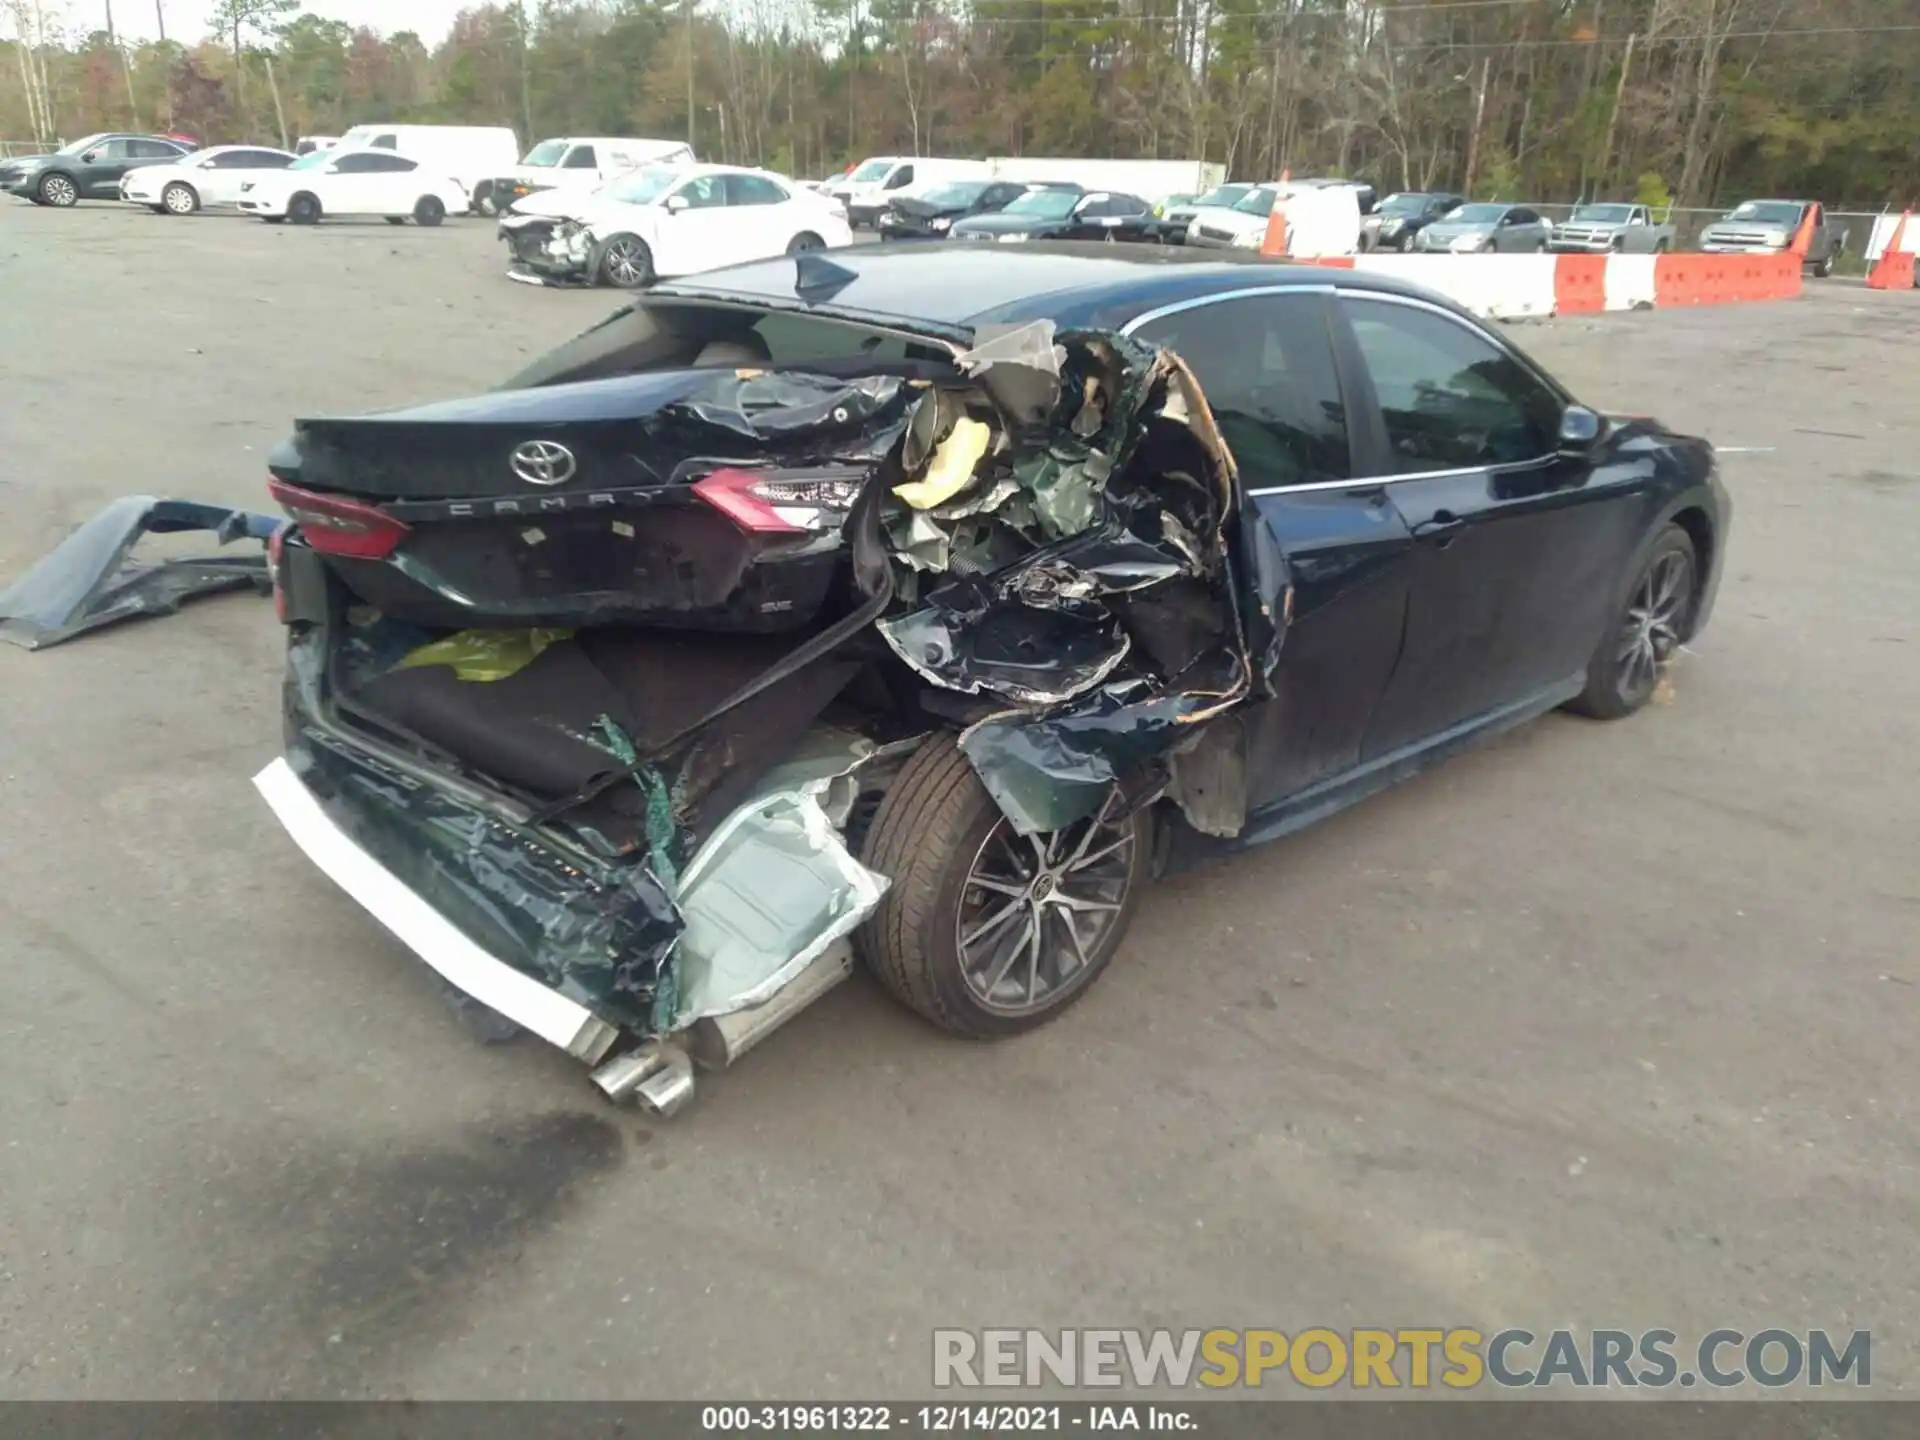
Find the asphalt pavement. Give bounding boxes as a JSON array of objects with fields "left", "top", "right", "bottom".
[{"left": 1, "top": 204, "right": 1916, "bottom": 1399}]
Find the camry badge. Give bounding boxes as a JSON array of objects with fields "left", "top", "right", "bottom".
[{"left": 510, "top": 439, "right": 576, "bottom": 487}]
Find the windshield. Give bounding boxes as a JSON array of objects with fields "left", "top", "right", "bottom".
[
  {"left": 919, "top": 181, "right": 990, "bottom": 207},
  {"left": 1727, "top": 200, "right": 1803, "bottom": 225},
  {"left": 56, "top": 133, "right": 110, "bottom": 156},
  {"left": 1002, "top": 188, "right": 1079, "bottom": 219},
  {"left": 1193, "top": 184, "right": 1253, "bottom": 208},
  {"left": 1572, "top": 204, "right": 1635, "bottom": 222},
  {"left": 848, "top": 159, "right": 892, "bottom": 182},
  {"left": 1446, "top": 203, "right": 1507, "bottom": 224},
  {"left": 1231, "top": 188, "right": 1277, "bottom": 215},
  {"left": 604, "top": 167, "right": 683, "bottom": 204},
  {"left": 1380, "top": 192, "right": 1439, "bottom": 216},
  {"left": 521, "top": 140, "right": 569, "bottom": 167}
]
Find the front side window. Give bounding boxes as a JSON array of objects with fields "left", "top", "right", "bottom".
[
  {"left": 370, "top": 133, "right": 398, "bottom": 150},
  {"left": 884, "top": 164, "right": 914, "bottom": 189},
  {"left": 1134, "top": 293, "right": 1350, "bottom": 486},
  {"left": 1343, "top": 298, "right": 1561, "bottom": 473},
  {"left": 564, "top": 145, "right": 598, "bottom": 169},
  {"left": 673, "top": 174, "right": 728, "bottom": 209}
]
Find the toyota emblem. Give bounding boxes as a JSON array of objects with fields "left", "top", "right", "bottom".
[{"left": 510, "top": 439, "right": 577, "bottom": 487}]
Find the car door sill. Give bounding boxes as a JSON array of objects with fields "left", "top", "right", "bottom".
[{"left": 1201, "top": 674, "right": 1586, "bottom": 859}]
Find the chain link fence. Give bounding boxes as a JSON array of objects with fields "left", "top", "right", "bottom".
[{"left": 1531, "top": 202, "right": 1891, "bottom": 272}]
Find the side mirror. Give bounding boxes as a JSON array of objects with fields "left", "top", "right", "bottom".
[
  {"left": 81, "top": 149, "right": 101, "bottom": 163},
  {"left": 1558, "top": 405, "right": 1604, "bottom": 456},
  {"left": 664, "top": 194, "right": 689, "bottom": 213}
]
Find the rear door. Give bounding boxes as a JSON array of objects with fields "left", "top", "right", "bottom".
[
  {"left": 724, "top": 173, "right": 795, "bottom": 261},
  {"left": 1336, "top": 291, "right": 1646, "bottom": 757},
  {"left": 1129, "top": 287, "right": 1413, "bottom": 807}
]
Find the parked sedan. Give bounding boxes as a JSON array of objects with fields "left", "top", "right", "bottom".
[
  {"left": 949, "top": 187, "right": 1155, "bottom": 243},
  {"left": 1363, "top": 191, "right": 1466, "bottom": 251},
  {"left": 498, "top": 163, "right": 853, "bottom": 286},
  {"left": 0, "top": 133, "right": 189, "bottom": 207},
  {"left": 877, "top": 179, "right": 1034, "bottom": 239},
  {"left": 1415, "top": 202, "right": 1553, "bottom": 253},
  {"left": 256, "top": 245, "right": 1727, "bottom": 1112},
  {"left": 236, "top": 148, "right": 469, "bottom": 225},
  {"left": 1141, "top": 182, "right": 1259, "bottom": 244},
  {"left": 120, "top": 145, "right": 297, "bottom": 214}
]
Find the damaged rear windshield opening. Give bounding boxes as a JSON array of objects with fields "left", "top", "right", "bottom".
[{"left": 506, "top": 299, "right": 956, "bottom": 390}]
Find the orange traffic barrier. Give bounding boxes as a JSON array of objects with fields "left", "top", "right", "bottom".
[
  {"left": 1553, "top": 255, "right": 1608, "bottom": 314},
  {"left": 1653, "top": 252, "right": 1800, "bottom": 307},
  {"left": 1866, "top": 210, "right": 1917, "bottom": 290}
]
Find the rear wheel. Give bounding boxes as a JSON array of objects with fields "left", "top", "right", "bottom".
[
  {"left": 161, "top": 181, "right": 199, "bottom": 215},
  {"left": 1566, "top": 524, "right": 1697, "bottom": 720},
  {"left": 857, "top": 736, "right": 1150, "bottom": 1038},
  {"left": 597, "top": 233, "right": 653, "bottom": 288},
  {"left": 413, "top": 195, "right": 446, "bottom": 227},
  {"left": 38, "top": 172, "right": 78, "bottom": 207},
  {"left": 287, "top": 192, "right": 322, "bottom": 225}
]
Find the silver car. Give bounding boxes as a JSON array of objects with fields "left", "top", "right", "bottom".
[{"left": 1415, "top": 202, "right": 1553, "bottom": 254}]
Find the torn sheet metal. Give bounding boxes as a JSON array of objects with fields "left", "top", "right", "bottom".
[
  {"left": 0, "top": 496, "right": 281, "bottom": 650},
  {"left": 669, "top": 746, "right": 888, "bottom": 1029},
  {"left": 875, "top": 329, "right": 1255, "bottom": 838}
]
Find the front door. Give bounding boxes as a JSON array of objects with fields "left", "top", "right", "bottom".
[
  {"left": 1337, "top": 292, "right": 1647, "bottom": 759},
  {"left": 1128, "top": 288, "right": 1412, "bottom": 809},
  {"left": 655, "top": 172, "right": 739, "bottom": 272}
]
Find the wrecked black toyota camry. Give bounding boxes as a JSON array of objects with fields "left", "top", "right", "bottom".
[{"left": 256, "top": 244, "right": 1728, "bottom": 1113}]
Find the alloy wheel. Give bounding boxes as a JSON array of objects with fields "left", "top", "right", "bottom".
[
  {"left": 954, "top": 810, "right": 1136, "bottom": 1016},
  {"left": 603, "top": 237, "right": 648, "bottom": 286},
  {"left": 1614, "top": 548, "right": 1692, "bottom": 704},
  {"left": 41, "top": 174, "right": 77, "bottom": 207}
]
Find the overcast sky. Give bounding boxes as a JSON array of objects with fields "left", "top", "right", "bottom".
[{"left": 89, "top": 0, "right": 467, "bottom": 46}]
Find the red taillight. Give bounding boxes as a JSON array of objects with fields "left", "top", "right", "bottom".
[
  {"left": 267, "top": 476, "right": 411, "bottom": 559},
  {"left": 266, "top": 524, "right": 288, "bottom": 622},
  {"left": 691, "top": 466, "right": 867, "bottom": 534}
]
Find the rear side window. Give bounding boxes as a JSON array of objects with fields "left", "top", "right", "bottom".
[
  {"left": 1343, "top": 297, "right": 1561, "bottom": 472},
  {"left": 564, "top": 145, "right": 597, "bottom": 169},
  {"left": 371, "top": 134, "right": 398, "bottom": 149},
  {"left": 726, "top": 174, "right": 788, "bottom": 206},
  {"left": 1133, "top": 292, "right": 1350, "bottom": 486},
  {"left": 131, "top": 139, "right": 179, "bottom": 158}
]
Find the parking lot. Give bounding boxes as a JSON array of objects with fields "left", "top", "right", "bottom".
[{"left": 2, "top": 202, "right": 1917, "bottom": 1400}]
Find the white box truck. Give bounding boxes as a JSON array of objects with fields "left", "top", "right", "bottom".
[{"left": 986, "top": 158, "right": 1225, "bottom": 205}]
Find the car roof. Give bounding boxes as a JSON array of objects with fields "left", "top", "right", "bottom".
[{"left": 649, "top": 242, "right": 1471, "bottom": 338}]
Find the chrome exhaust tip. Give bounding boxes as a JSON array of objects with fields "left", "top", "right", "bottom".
[{"left": 591, "top": 1041, "right": 695, "bottom": 1115}]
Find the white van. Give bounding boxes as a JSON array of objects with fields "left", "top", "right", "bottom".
[
  {"left": 334, "top": 124, "right": 519, "bottom": 209},
  {"left": 476, "top": 136, "right": 695, "bottom": 215},
  {"left": 828, "top": 156, "right": 991, "bottom": 228}
]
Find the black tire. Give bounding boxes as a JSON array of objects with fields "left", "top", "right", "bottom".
[
  {"left": 596, "top": 233, "right": 653, "bottom": 288},
  {"left": 161, "top": 181, "right": 199, "bottom": 215},
  {"left": 287, "top": 192, "right": 321, "bottom": 225},
  {"left": 413, "top": 194, "right": 446, "bottom": 227},
  {"left": 261, "top": 215, "right": 286, "bottom": 224},
  {"left": 1812, "top": 253, "right": 1834, "bottom": 278},
  {"left": 1565, "top": 524, "right": 1697, "bottom": 720},
  {"left": 1655, "top": 238, "right": 1671, "bottom": 253},
  {"left": 147, "top": 204, "right": 166, "bottom": 214},
  {"left": 856, "top": 735, "right": 1151, "bottom": 1038},
  {"left": 787, "top": 230, "right": 825, "bottom": 254},
  {"left": 38, "top": 171, "right": 78, "bottom": 207},
  {"left": 384, "top": 215, "right": 407, "bottom": 226},
  {"left": 472, "top": 180, "right": 497, "bottom": 216},
  {"left": 1395, "top": 232, "right": 1413, "bottom": 251}
]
